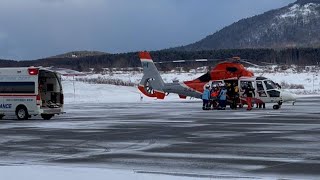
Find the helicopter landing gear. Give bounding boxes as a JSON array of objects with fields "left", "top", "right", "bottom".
[
  {"left": 230, "top": 104, "right": 236, "bottom": 109},
  {"left": 273, "top": 105, "right": 280, "bottom": 110},
  {"left": 273, "top": 100, "right": 283, "bottom": 110}
]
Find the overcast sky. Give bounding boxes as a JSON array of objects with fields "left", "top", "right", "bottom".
[{"left": 0, "top": 0, "right": 295, "bottom": 60}]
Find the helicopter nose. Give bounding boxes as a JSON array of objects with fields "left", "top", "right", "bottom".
[{"left": 281, "top": 90, "right": 297, "bottom": 102}]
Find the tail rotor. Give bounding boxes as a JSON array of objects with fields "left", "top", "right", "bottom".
[{"left": 138, "top": 52, "right": 166, "bottom": 99}]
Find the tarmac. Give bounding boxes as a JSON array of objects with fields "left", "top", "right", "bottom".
[{"left": 1, "top": 96, "right": 320, "bottom": 179}]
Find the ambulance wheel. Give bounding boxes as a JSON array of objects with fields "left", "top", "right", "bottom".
[
  {"left": 273, "top": 105, "right": 280, "bottom": 110},
  {"left": 16, "top": 106, "right": 29, "bottom": 120},
  {"left": 41, "top": 114, "right": 54, "bottom": 120}
]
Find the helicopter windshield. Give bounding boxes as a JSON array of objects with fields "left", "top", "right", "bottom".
[{"left": 264, "top": 80, "right": 278, "bottom": 90}]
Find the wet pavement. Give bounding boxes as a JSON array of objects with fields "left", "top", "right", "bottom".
[{"left": 1, "top": 97, "right": 320, "bottom": 179}]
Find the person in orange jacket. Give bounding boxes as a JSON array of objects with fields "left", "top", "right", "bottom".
[
  {"left": 244, "top": 84, "right": 255, "bottom": 110},
  {"left": 210, "top": 85, "right": 220, "bottom": 109}
]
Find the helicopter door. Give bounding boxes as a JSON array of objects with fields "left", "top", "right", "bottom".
[
  {"left": 210, "top": 80, "right": 224, "bottom": 88},
  {"left": 239, "top": 80, "right": 255, "bottom": 100},
  {"left": 264, "top": 80, "right": 281, "bottom": 103},
  {"left": 255, "top": 81, "right": 268, "bottom": 103},
  {"left": 256, "top": 81, "right": 267, "bottom": 97}
]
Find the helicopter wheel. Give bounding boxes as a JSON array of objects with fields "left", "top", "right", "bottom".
[
  {"left": 230, "top": 104, "right": 236, "bottom": 109},
  {"left": 273, "top": 105, "right": 280, "bottom": 110}
]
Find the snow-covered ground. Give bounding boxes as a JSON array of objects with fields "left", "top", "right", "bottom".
[
  {"left": 62, "top": 81, "right": 193, "bottom": 104},
  {"left": 63, "top": 71, "right": 203, "bottom": 104},
  {"left": 3, "top": 164, "right": 312, "bottom": 180},
  {"left": 1, "top": 68, "right": 320, "bottom": 180},
  {"left": 77, "top": 69, "right": 320, "bottom": 93},
  {"left": 0, "top": 165, "right": 215, "bottom": 180},
  {"left": 62, "top": 68, "right": 320, "bottom": 104}
]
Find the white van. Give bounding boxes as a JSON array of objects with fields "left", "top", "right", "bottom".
[{"left": 0, "top": 67, "right": 64, "bottom": 120}]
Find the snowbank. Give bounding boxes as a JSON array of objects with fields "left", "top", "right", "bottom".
[
  {"left": 62, "top": 81, "right": 197, "bottom": 104},
  {"left": 62, "top": 69, "right": 320, "bottom": 103},
  {"left": 0, "top": 165, "right": 211, "bottom": 180}
]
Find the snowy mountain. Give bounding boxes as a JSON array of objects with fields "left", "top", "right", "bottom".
[{"left": 176, "top": 0, "right": 320, "bottom": 51}]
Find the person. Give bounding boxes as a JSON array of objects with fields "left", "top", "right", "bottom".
[
  {"left": 202, "top": 84, "right": 211, "bottom": 110},
  {"left": 226, "top": 83, "right": 232, "bottom": 102},
  {"left": 276, "top": 83, "right": 282, "bottom": 89},
  {"left": 210, "top": 85, "right": 220, "bottom": 109},
  {"left": 218, "top": 84, "right": 227, "bottom": 110},
  {"left": 231, "top": 83, "right": 239, "bottom": 109},
  {"left": 244, "top": 84, "right": 255, "bottom": 110},
  {"left": 256, "top": 102, "right": 266, "bottom": 109}
]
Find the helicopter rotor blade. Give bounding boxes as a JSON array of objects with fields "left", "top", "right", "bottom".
[
  {"left": 260, "top": 62, "right": 275, "bottom": 65},
  {"left": 154, "top": 58, "right": 224, "bottom": 64},
  {"left": 239, "top": 59, "right": 263, "bottom": 68},
  {"left": 153, "top": 57, "right": 270, "bottom": 70}
]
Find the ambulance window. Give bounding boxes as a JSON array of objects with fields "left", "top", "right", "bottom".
[
  {"left": 47, "top": 84, "right": 54, "bottom": 91},
  {"left": 0, "top": 82, "right": 35, "bottom": 94}
]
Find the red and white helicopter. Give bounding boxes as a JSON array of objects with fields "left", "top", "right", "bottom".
[{"left": 138, "top": 51, "right": 297, "bottom": 109}]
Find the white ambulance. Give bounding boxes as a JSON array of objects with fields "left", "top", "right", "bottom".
[{"left": 0, "top": 67, "right": 64, "bottom": 120}]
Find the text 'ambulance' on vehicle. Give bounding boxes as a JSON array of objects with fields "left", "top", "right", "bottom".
[{"left": 0, "top": 67, "right": 64, "bottom": 120}]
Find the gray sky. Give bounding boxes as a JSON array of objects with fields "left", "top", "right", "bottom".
[{"left": 0, "top": 0, "right": 295, "bottom": 60}]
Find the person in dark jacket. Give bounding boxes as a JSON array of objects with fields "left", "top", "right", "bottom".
[
  {"left": 230, "top": 83, "right": 239, "bottom": 109},
  {"left": 244, "top": 84, "right": 255, "bottom": 110},
  {"left": 202, "top": 84, "right": 211, "bottom": 110},
  {"left": 256, "top": 102, "right": 266, "bottom": 109}
]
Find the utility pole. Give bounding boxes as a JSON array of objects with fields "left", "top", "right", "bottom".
[{"left": 313, "top": 74, "right": 318, "bottom": 92}]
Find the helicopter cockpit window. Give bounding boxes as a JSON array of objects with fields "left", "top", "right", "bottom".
[
  {"left": 198, "top": 72, "right": 212, "bottom": 82},
  {"left": 240, "top": 81, "right": 254, "bottom": 91},
  {"left": 256, "top": 81, "right": 267, "bottom": 97},
  {"left": 256, "top": 81, "right": 264, "bottom": 91},
  {"left": 264, "top": 80, "right": 277, "bottom": 90},
  {"left": 267, "top": 90, "right": 280, "bottom": 97}
]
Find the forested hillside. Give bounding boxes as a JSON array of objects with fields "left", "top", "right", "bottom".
[{"left": 0, "top": 48, "right": 319, "bottom": 71}]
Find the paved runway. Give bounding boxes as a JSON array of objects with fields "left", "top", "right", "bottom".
[{"left": 1, "top": 96, "right": 320, "bottom": 179}]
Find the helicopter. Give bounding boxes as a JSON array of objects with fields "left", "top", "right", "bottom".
[{"left": 138, "top": 51, "right": 297, "bottom": 110}]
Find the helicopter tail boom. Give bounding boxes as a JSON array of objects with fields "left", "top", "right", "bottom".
[{"left": 138, "top": 52, "right": 166, "bottom": 99}]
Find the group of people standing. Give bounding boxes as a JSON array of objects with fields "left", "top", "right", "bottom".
[
  {"left": 202, "top": 82, "right": 237, "bottom": 110},
  {"left": 202, "top": 82, "right": 257, "bottom": 111}
]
